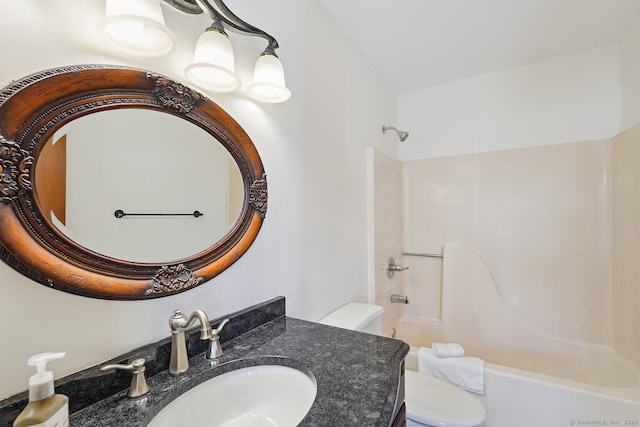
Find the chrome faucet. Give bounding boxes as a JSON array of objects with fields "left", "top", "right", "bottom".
[{"left": 168, "top": 309, "right": 229, "bottom": 375}]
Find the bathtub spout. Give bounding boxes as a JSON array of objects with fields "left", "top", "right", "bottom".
[{"left": 390, "top": 294, "right": 409, "bottom": 304}]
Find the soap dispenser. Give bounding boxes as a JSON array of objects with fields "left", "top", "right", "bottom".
[{"left": 13, "top": 352, "right": 69, "bottom": 427}]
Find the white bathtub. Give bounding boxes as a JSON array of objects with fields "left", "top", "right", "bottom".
[{"left": 404, "top": 347, "right": 640, "bottom": 427}]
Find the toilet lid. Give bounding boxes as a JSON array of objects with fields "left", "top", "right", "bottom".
[{"left": 405, "top": 370, "right": 486, "bottom": 427}]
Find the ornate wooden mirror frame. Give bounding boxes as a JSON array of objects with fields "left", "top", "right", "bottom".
[{"left": 0, "top": 65, "right": 267, "bottom": 299}]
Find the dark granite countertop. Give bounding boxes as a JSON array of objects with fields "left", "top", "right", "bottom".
[{"left": 0, "top": 297, "right": 409, "bottom": 427}]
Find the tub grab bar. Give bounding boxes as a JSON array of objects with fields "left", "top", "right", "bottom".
[{"left": 402, "top": 251, "right": 443, "bottom": 259}]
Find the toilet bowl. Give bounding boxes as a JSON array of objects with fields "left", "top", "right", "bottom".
[{"left": 318, "top": 303, "right": 486, "bottom": 427}]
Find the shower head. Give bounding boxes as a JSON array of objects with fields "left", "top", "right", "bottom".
[{"left": 382, "top": 125, "right": 409, "bottom": 142}]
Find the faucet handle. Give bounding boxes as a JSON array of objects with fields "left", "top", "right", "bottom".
[
  {"left": 212, "top": 318, "right": 229, "bottom": 336},
  {"left": 169, "top": 309, "right": 187, "bottom": 331},
  {"left": 100, "top": 358, "right": 150, "bottom": 398},
  {"left": 207, "top": 319, "right": 230, "bottom": 360}
]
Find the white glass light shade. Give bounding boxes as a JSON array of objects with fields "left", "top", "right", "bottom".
[
  {"left": 247, "top": 53, "right": 291, "bottom": 103},
  {"left": 185, "top": 30, "right": 240, "bottom": 93},
  {"left": 99, "top": 0, "right": 176, "bottom": 57}
]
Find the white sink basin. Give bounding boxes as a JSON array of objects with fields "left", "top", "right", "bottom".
[{"left": 147, "top": 364, "right": 317, "bottom": 427}]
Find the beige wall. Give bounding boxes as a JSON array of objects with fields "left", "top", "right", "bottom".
[
  {"left": 403, "top": 139, "right": 613, "bottom": 344},
  {"left": 612, "top": 124, "right": 640, "bottom": 366},
  {"left": 373, "top": 126, "right": 640, "bottom": 369},
  {"left": 369, "top": 148, "right": 404, "bottom": 337}
]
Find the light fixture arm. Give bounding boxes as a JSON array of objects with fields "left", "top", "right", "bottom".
[
  {"left": 212, "top": 0, "right": 278, "bottom": 48},
  {"left": 161, "top": 0, "right": 279, "bottom": 49},
  {"left": 162, "top": 0, "right": 203, "bottom": 14}
]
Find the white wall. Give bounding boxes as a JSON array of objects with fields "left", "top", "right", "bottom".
[
  {"left": 0, "top": 0, "right": 398, "bottom": 397},
  {"left": 621, "top": 12, "right": 640, "bottom": 130},
  {"left": 398, "top": 43, "right": 621, "bottom": 161}
]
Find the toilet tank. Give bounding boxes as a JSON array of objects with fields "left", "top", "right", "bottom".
[{"left": 318, "top": 302, "right": 384, "bottom": 335}]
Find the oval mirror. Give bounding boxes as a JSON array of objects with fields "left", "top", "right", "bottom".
[
  {"left": 0, "top": 65, "right": 267, "bottom": 299},
  {"left": 37, "top": 109, "right": 244, "bottom": 263}
]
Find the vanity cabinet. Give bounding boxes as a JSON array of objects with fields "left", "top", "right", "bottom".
[
  {"left": 392, "top": 403, "right": 407, "bottom": 427},
  {"left": 390, "top": 362, "right": 407, "bottom": 427}
]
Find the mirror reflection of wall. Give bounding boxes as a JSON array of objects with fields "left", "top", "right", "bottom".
[
  {"left": 38, "top": 109, "right": 243, "bottom": 263},
  {"left": 35, "top": 134, "right": 67, "bottom": 226}
]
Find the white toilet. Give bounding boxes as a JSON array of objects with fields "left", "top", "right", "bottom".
[{"left": 319, "top": 303, "right": 486, "bottom": 427}]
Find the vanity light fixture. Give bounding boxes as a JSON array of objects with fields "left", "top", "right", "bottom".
[
  {"left": 184, "top": 19, "right": 240, "bottom": 93},
  {"left": 247, "top": 45, "right": 291, "bottom": 103},
  {"left": 99, "top": 0, "right": 291, "bottom": 103},
  {"left": 100, "top": 0, "right": 177, "bottom": 57}
]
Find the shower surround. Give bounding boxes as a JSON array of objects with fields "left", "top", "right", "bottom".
[{"left": 368, "top": 123, "right": 640, "bottom": 395}]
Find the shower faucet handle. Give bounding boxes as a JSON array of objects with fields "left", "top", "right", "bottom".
[{"left": 387, "top": 257, "right": 409, "bottom": 278}]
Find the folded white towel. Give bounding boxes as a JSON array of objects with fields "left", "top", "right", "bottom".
[
  {"left": 432, "top": 342, "right": 465, "bottom": 357},
  {"left": 418, "top": 346, "right": 485, "bottom": 394}
]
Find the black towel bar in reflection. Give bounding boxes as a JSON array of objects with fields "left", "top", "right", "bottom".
[{"left": 114, "top": 209, "right": 203, "bottom": 218}]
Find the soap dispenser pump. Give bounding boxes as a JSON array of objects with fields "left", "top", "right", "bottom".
[{"left": 13, "top": 352, "right": 69, "bottom": 427}]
